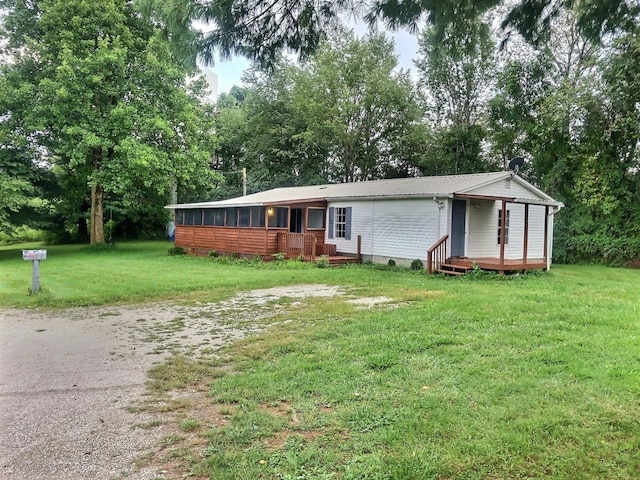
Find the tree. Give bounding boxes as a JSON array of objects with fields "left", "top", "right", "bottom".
[
  {"left": 0, "top": 73, "right": 34, "bottom": 232},
  {"left": 415, "top": 15, "right": 496, "bottom": 175},
  {"left": 0, "top": 0, "right": 219, "bottom": 243},
  {"left": 213, "top": 32, "right": 427, "bottom": 187},
  {"left": 487, "top": 56, "right": 553, "bottom": 172},
  {"left": 0, "top": 173, "right": 31, "bottom": 233},
  {"left": 136, "top": 0, "right": 638, "bottom": 67},
  {"left": 295, "top": 31, "right": 425, "bottom": 182},
  {"left": 486, "top": 8, "right": 640, "bottom": 264}
]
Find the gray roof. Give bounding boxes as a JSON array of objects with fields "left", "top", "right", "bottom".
[{"left": 167, "top": 171, "right": 562, "bottom": 209}]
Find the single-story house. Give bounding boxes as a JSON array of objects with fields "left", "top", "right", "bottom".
[{"left": 166, "top": 171, "right": 563, "bottom": 274}]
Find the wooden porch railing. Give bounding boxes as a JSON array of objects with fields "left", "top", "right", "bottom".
[
  {"left": 426, "top": 234, "right": 449, "bottom": 274},
  {"left": 277, "top": 232, "right": 317, "bottom": 261}
]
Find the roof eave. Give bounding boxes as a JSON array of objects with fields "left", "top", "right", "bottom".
[
  {"left": 456, "top": 171, "right": 511, "bottom": 194},
  {"left": 327, "top": 193, "right": 451, "bottom": 202},
  {"left": 514, "top": 198, "right": 564, "bottom": 208}
]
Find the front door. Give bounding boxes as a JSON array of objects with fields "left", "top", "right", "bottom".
[
  {"left": 290, "top": 208, "right": 303, "bottom": 233},
  {"left": 451, "top": 199, "right": 466, "bottom": 257}
]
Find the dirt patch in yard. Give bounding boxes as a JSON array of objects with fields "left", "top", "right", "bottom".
[{"left": 0, "top": 284, "right": 394, "bottom": 480}]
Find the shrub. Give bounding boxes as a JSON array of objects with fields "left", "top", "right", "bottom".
[
  {"left": 0, "top": 225, "right": 46, "bottom": 245},
  {"left": 387, "top": 259, "right": 396, "bottom": 267},
  {"left": 168, "top": 246, "right": 187, "bottom": 256},
  {"left": 208, "top": 250, "right": 219, "bottom": 258},
  {"left": 410, "top": 259, "right": 424, "bottom": 271},
  {"left": 316, "top": 255, "right": 329, "bottom": 268},
  {"left": 272, "top": 252, "right": 286, "bottom": 261},
  {"left": 565, "top": 234, "right": 640, "bottom": 266}
]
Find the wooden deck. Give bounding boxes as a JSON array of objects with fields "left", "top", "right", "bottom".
[{"left": 442, "top": 257, "right": 547, "bottom": 274}]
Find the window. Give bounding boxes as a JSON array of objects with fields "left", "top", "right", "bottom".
[
  {"left": 335, "top": 207, "right": 347, "bottom": 238},
  {"left": 203, "top": 209, "right": 215, "bottom": 225},
  {"left": 268, "top": 207, "right": 289, "bottom": 228},
  {"left": 307, "top": 208, "right": 326, "bottom": 229},
  {"left": 214, "top": 209, "right": 225, "bottom": 226},
  {"left": 250, "top": 207, "right": 265, "bottom": 228},
  {"left": 225, "top": 208, "right": 238, "bottom": 227},
  {"left": 239, "top": 207, "right": 251, "bottom": 227},
  {"left": 328, "top": 207, "right": 351, "bottom": 240},
  {"left": 176, "top": 210, "right": 185, "bottom": 225},
  {"left": 498, "top": 209, "right": 510, "bottom": 244},
  {"left": 183, "top": 210, "right": 193, "bottom": 226},
  {"left": 183, "top": 209, "right": 202, "bottom": 226}
]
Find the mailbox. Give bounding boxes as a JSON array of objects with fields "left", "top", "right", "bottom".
[
  {"left": 22, "top": 249, "right": 47, "bottom": 293},
  {"left": 22, "top": 250, "right": 47, "bottom": 261}
]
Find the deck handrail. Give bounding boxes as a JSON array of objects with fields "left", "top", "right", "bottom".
[
  {"left": 426, "top": 234, "right": 449, "bottom": 274},
  {"left": 277, "top": 232, "right": 317, "bottom": 261}
]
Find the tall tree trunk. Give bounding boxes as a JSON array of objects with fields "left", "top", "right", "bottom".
[
  {"left": 90, "top": 182, "right": 105, "bottom": 244},
  {"left": 90, "top": 148, "right": 105, "bottom": 244}
]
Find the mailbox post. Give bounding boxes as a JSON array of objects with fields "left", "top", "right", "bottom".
[{"left": 22, "top": 250, "right": 47, "bottom": 294}]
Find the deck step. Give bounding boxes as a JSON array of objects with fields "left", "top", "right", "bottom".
[
  {"left": 436, "top": 263, "right": 473, "bottom": 276},
  {"left": 441, "top": 263, "right": 472, "bottom": 271},
  {"left": 441, "top": 263, "right": 472, "bottom": 270},
  {"left": 435, "top": 268, "right": 465, "bottom": 276}
]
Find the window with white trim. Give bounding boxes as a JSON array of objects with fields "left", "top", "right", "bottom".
[
  {"left": 497, "top": 209, "right": 510, "bottom": 245},
  {"left": 335, "top": 207, "right": 347, "bottom": 238}
]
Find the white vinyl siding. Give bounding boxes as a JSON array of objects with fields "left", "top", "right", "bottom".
[
  {"left": 327, "top": 201, "right": 373, "bottom": 254},
  {"left": 326, "top": 199, "right": 442, "bottom": 262},
  {"left": 372, "top": 199, "right": 441, "bottom": 260},
  {"left": 327, "top": 197, "right": 550, "bottom": 264},
  {"left": 466, "top": 201, "right": 547, "bottom": 260},
  {"left": 469, "top": 178, "right": 539, "bottom": 199}
]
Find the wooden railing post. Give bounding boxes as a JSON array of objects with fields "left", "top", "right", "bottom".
[
  {"left": 543, "top": 205, "right": 549, "bottom": 269},
  {"left": 500, "top": 200, "right": 507, "bottom": 268},
  {"left": 523, "top": 203, "right": 529, "bottom": 265},
  {"left": 426, "top": 234, "right": 449, "bottom": 274}
]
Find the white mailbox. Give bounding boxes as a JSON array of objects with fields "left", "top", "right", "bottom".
[
  {"left": 22, "top": 250, "right": 47, "bottom": 261},
  {"left": 22, "top": 250, "right": 47, "bottom": 293}
]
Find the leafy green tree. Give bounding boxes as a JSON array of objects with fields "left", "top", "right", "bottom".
[
  {"left": 136, "top": 0, "right": 637, "bottom": 67},
  {"left": 487, "top": 9, "right": 640, "bottom": 264},
  {"left": 415, "top": 16, "right": 495, "bottom": 175},
  {"left": 0, "top": 173, "right": 31, "bottom": 233},
  {"left": 210, "top": 87, "right": 254, "bottom": 198},
  {"left": 0, "top": 0, "right": 219, "bottom": 243},
  {"left": 234, "top": 61, "right": 331, "bottom": 189},
  {"left": 214, "top": 32, "right": 427, "bottom": 187},
  {"left": 487, "top": 57, "right": 553, "bottom": 172},
  {"left": 0, "top": 74, "right": 33, "bottom": 232},
  {"left": 295, "top": 31, "right": 425, "bottom": 182}
]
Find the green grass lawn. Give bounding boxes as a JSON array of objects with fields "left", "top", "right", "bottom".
[{"left": 2, "top": 241, "right": 639, "bottom": 478}]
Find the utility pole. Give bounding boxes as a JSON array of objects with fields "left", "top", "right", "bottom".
[{"left": 242, "top": 167, "right": 247, "bottom": 196}]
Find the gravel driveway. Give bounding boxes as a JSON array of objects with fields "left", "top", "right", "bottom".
[{"left": 1, "top": 285, "right": 388, "bottom": 480}]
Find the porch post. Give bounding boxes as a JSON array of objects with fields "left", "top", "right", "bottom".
[
  {"left": 543, "top": 205, "right": 549, "bottom": 268},
  {"left": 523, "top": 204, "right": 529, "bottom": 265},
  {"left": 500, "top": 200, "right": 507, "bottom": 268}
]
